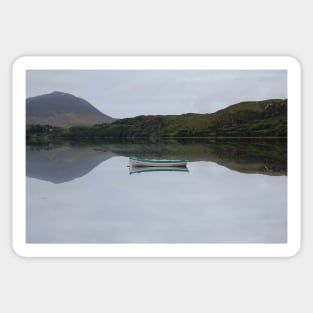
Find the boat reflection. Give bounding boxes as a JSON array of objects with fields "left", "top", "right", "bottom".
[{"left": 129, "top": 166, "right": 189, "bottom": 175}]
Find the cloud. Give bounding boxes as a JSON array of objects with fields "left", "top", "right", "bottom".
[{"left": 27, "top": 70, "right": 287, "bottom": 118}]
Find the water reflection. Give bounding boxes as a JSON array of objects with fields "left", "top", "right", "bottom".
[
  {"left": 26, "top": 154, "right": 287, "bottom": 244},
  {"left": 26, "top": 139, "right": 287, "bottom": 183},
  {"left": 129, "top": 166, "right": 190, "bottom": 175},
  {"left": 26, "top": 145, "right": 115, "bottom": 183}
]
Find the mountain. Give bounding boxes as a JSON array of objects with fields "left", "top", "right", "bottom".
[
  {"left": 26, "top": 98, "right": 287, "bottom": 139},
  {"left": 26, "top": 91, "right": 115, "bottom": 127}
]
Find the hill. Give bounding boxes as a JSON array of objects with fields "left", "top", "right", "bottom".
[
  {"left": 75, "top": 98, "right": 287, "bottom": 138},
  {"left": 26, "top": 98, "right": 287, "bottom": 140},
  {"left": 26, "top": 91, "right": 115, "bottom": 127}
]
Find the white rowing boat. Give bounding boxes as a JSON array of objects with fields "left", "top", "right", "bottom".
[{"left": 129, "top": 156, "right": 188, "bottom": 167}]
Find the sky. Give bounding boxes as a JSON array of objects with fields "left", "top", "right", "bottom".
[{"left": 26, "top": 70, "right": 287, "bottom": 118}]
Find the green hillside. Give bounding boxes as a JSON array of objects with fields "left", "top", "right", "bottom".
[
  {"left": 26, "top": 99, "right": 287, "bottom": 141},
  {"left": 101, "top": 99, "right": 287, "bottom": 138}
]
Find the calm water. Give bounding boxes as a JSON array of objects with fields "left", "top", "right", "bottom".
[{"left": 26, "top": 140, "right": 287, "bottom": 243}]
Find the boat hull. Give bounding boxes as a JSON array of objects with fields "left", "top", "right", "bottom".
[{"left": 129, "top": 157, "right": 187, "bottom": 167}]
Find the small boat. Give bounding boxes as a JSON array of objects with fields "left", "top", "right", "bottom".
[
  {"left": 129, "top": 156, "right": 188, "bottom": 167},
  {"left": 130, "top": 166, "right": 189, "bottom": 175}
]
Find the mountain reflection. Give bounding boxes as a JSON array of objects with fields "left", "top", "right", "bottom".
[
  {"left": 26, "top": 139, "right": 287, "bottom": 183},
  {"left": 26, "top": 145, "right": 115, "bottom": 183}
]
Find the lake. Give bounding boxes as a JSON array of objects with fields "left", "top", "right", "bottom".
[{"left": 26, "top": 139, "right": 287, "bottom": 244}]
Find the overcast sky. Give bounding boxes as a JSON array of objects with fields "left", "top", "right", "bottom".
[{"left": 26, "top": 70, "right": 287, "bottom": 118}]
